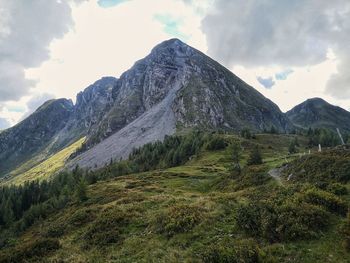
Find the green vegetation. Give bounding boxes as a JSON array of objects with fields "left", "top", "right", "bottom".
[
  {"left": 307, "top": 127, "right": 342, "bottom": 147},
  {"left": 247, "top": 145, "right": 263, "bottom": 165},
  {"left": 5, "top": 137, "right": 85, "bottom": 186},
  {"left": 0, "top": 131, "right": 349, "bottom": 262}
]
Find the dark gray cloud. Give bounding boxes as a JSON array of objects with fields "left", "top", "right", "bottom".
[
  {"left": 257, "top": 76, "right": 275, "bottom": 89},
  {"left": 0, "top": 0, "right": 77, "bottom": 103},
  {"left": 0, "top": 118, "right": 10, "bottom": 130},
  {"left": 202, "top": 0, "right": 350, "bottom": 98}
]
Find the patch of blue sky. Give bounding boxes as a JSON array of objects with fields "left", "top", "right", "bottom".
[
  {"left": 275, "top": 69, "right": 294, "bottom": 80},
  {"left": 7, "top": 105, "right": 26, "bottom": 113},
  {"left": 98, "top": 0, "right": 130, "bottom": 8},
  {"left": 154, "top": 14, "right": 190, "bottom": 41},
  {"left": 257, "top": 76, "right": 275, "bottom": 89}
]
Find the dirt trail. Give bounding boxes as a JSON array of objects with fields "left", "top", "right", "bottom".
[{"left": 268, "top": 167, "right": 284, "bottom": 185}]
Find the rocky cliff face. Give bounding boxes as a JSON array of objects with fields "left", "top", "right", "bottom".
[
  {"left": 68, "top": 39, "right": 293, "bottom": 169},
  {"left": 0, "top": 99, "right": 73, "bottom": 175},
  {"left": 53, "top": 77, "right": 118, "bottom": 150},
  {"left": 1, "top": 38, "right": 294, "bottom": 175},
  {"left": 84, "top": 39, "right": 292, "bottom": 146},
  {"left": 286, "top": 98, "right": 350, "bottom": 132}
]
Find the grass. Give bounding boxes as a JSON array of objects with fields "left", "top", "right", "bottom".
[
  {"left": 4, "top": 137, "right": 85, "bottom": 186},
  {"left": 0, "top": 134, "right": 349, "bottom": 262}
]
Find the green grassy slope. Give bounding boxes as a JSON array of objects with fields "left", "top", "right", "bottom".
[
  {"left": 4, "top": 137, "right": 85, "bottom": 186},
  {"left": 0, "top": 134, "right": 349, "bottom": 262}
]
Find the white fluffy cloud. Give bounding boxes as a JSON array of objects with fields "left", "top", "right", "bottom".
[
  {"left": 25, "top": 0, "right": 207, "bottom": 101},
  {"left": 202, "top": 0, "right": 350, "bottom": 107}
]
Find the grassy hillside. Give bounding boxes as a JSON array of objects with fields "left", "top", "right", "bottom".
[
  {"left": 0, "top": 133, "right": 349, "bottom": 262},
  {"left": 4, "top": 137, "right": 85, "bottom": 186}
]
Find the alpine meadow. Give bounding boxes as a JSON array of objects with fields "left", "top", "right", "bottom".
[{"left": 0, "top": 1, "right": 350, "bottom": 262}]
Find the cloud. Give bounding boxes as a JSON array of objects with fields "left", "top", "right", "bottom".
[
  {"left": 326, "top": 51, "right": 350, "bottom": 99},
  {"left": 257, "top": 76, "right": 275, "bottom": 89},
  {"left": 25, "top": 0, "right": 207, "bottom": 104},
  {"left": 0, "top": 118, "right": 10, "bottom": 130},
  {"left": 202, "top": 0, "right": 350, "bottom": 99},
  {"left": 0, "top": 0, "right": 76, "bottom": 103}
]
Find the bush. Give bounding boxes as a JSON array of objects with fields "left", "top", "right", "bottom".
[
  {"left": 0, "top": 238, "right": 60, "bottom": 263},
  {"left": 241, "top": 128, "right": 252, "bottom": 139},
  {"left": 69, "top": 208, "right": 96, "bottom": 227},
  {"left": 284, "top": 150, "right": 350, "bottom": 184},
  {"left": 154, "top": 205, "right": 205, "bottom": 237},
  {"left": 340, "top": 212, "right": 350, "bottom": 251},
  {"left": 206, "top": 136, "right": 227, "bottom": 151},
  {"left": 276, "top": 202, "right": 330, "bottom": 241},
  {"left": 202, "top": 238, "right": 260, "bottom": 263},
  {"left": 236, "top": 200, "right": 330, "bottom": 242},
  {"left": 45, "top": 224, "right": 65, "bottom": 238},
  {"left": 82, "top": 208, "right": 129, "bottom": 248},
  {"left": 327, "top": 183, "right": 348, "bottom": 196},
  {"left": 233, "top": 166, "right": 271, "bottom": 190},
  {"left": 303, "top": 188, "right": 348, "bottom": 216},
  {"left": 247, "top": 146, "right": 263, "bottom": 166}
]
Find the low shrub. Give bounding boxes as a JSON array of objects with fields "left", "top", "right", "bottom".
[
  {"left": 340, "top": 212, "right": 350, "bottom": 251},
  {"left": 0, "top": 238, "right": 60, "bottom": 263},
  {"left": 233, "top": 166, "right": 271, "bottom": 190},
  {"left": 154, "top": 204, "right": 205, "bottom": 237},
  {"left": 206, "top": 136, "right": 227, "bottom": 151},
  {"left": 303, "top": 188, "right": 348, "bottom": 216},
  {"left": 202, "top": 238, "right": 261, "bottom": 263},
  {"left": 44, "top": 223, "right": 65, "bottom": 238},
  {"left": 82, "top": 208, "right": 129, "bottom": 248},
  {"left": 236, "top": 200, "right": 330, "bottom": 242},
  {"left": 327, "top": 183, "right": 348, "bottom": 196},
  {"left": 69, "top": 207, "right": 96, "bottom": 227}
]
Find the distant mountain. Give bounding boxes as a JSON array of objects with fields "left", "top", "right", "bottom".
[
  {"left": 0, "top": 99, "right": 73, "bottom": 176},
  {"left": 0, "top": 38, "right": 294, "bottom": 176},
  {"left": 286, "top": 98, "right": 350, "bottom": 133}
]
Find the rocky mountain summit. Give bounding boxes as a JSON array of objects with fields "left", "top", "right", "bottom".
[
  {"left": 1, "top": 38, "right": 294, "bottom": 175},
  {"left": 68, "top": 38, "right": 293, "bottom": 169},
  {"left": 286, "top": 98, "right": 350, "bottom": 133}
]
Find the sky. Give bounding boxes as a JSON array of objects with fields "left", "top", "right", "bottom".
[{"left": 0, "top": 0, "right": 349, "bottom": 129}]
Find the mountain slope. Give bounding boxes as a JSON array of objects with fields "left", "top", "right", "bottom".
[
  {"left": 1, "top": 38, "right": 293, "bottom": 176},
  {"left": 0, "top": 99, "right": 73, "bottom": 176},
  {"left": 1, "top": 133, "right": 349, "bottom": 262},
  {"left": 69, "top": 39, "right": 293, "bottom": 169},
  {"left": 287, "top": 98, "right": 350, "bottom": 132}
]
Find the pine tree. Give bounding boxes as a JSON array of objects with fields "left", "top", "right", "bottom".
[
  {"left": 231, "top": 142, "right": 242, "bottom": 174},
  {"left": 247, "top": 146, "right": 263, "bottom": 165},
  {"left": 288, "top": 140, "right": 297, "bottom": 154},
  {"left": 75, "top": 179, "right": 88, "bottom": 202},
  {"left": 3, "top": 200, "right": 15, "bottom": 226}
]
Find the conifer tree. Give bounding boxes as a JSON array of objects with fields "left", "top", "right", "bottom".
[
  {"left": 231, "top": 142, "right": 242, "bottom": 174},
  {"left": 247, "top": 145, "right": 263, "bottom": 165},
  {"left": 75, "top": 178, "right": 88, "bottom": 202}
]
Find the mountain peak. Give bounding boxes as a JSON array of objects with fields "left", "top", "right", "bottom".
[
  {"left": 149, "top": 38, "right": 192, "bottom": 56},
  {"left": 304, "top": 97, "right": 328, "bottom": 106},
  {"left": 287, "top": 98, "right": 350, "bottom": 132}
]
